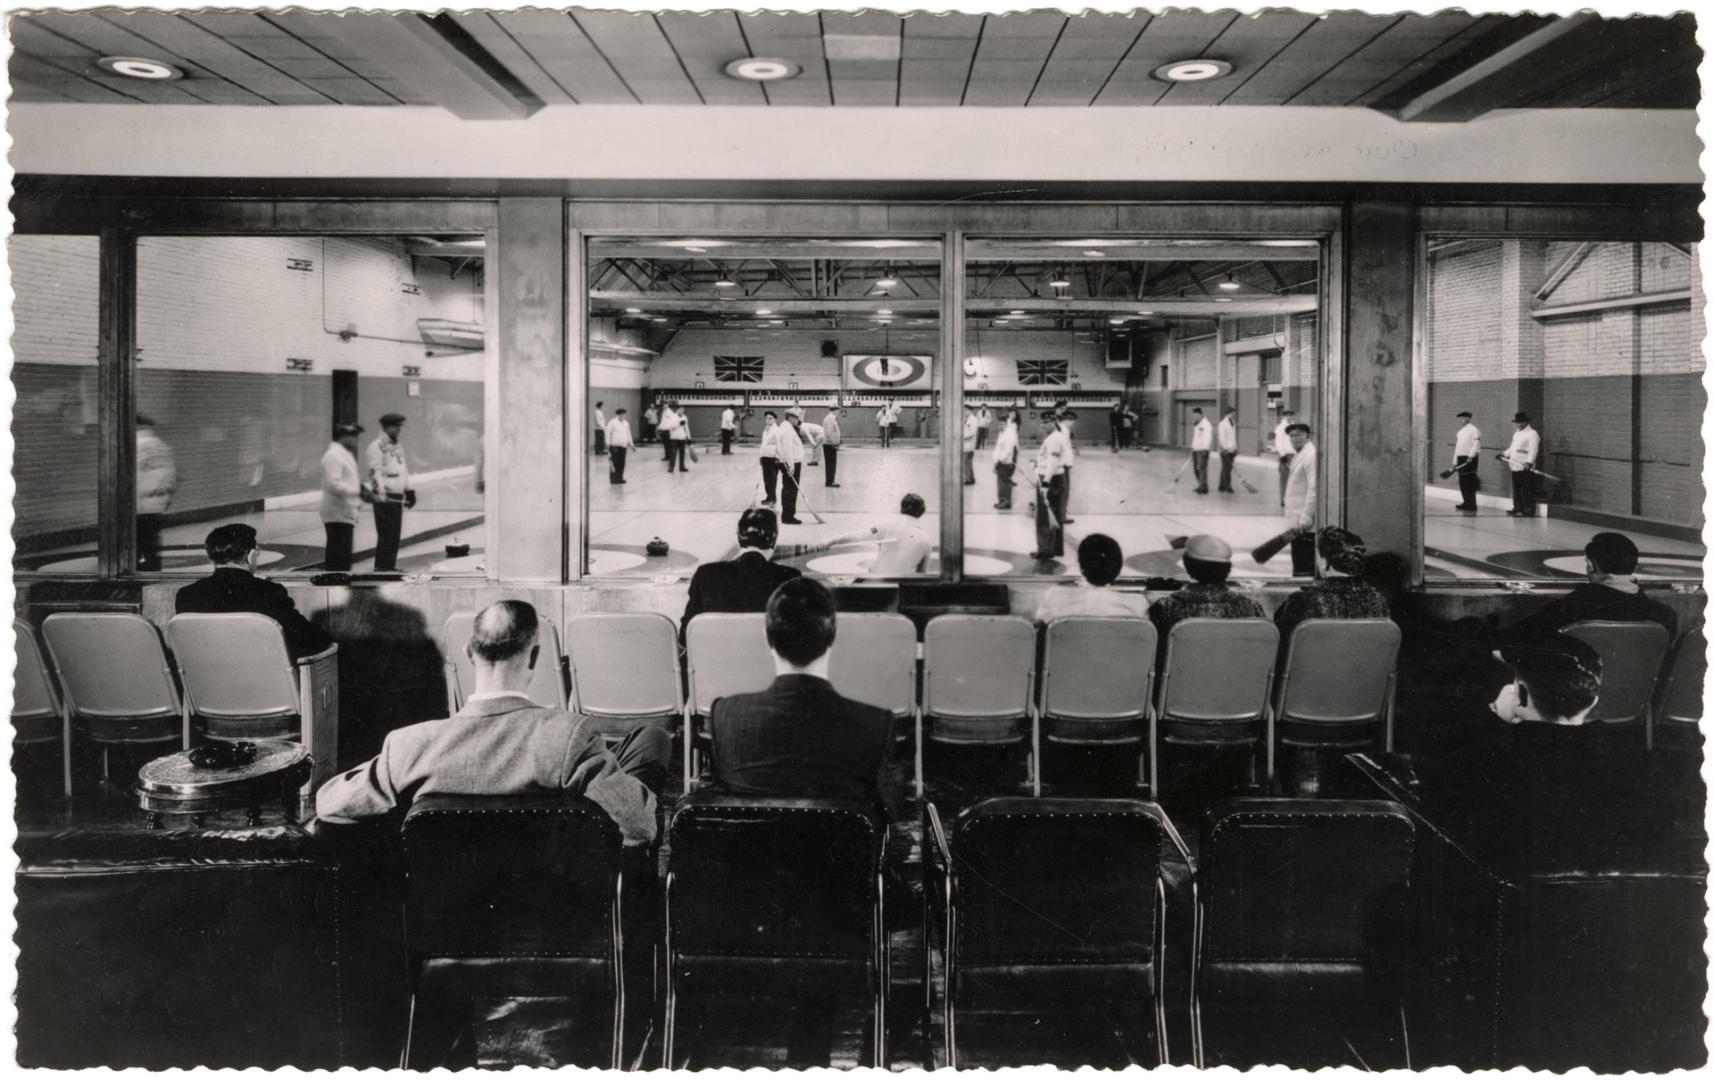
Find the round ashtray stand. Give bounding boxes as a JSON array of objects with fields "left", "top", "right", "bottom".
[{"left": 135, "top": 744, "right": 313, "bottom": 830}]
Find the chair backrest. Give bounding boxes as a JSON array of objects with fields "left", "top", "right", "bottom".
[
  {"left": 41, "top": 612, "right": 180, "bottom": 720},
  {"left": 1042, "top": 617, "right": 1156, "bottom": 720},
  {"left": 684, "top": 613, "right": 774, "bottom": 716},
  {"left": 828, "top": 612, "right": 918, "bottom": 718},
  {"left": 401, "top": 794, "right": 622, "bottom": 958},
  {"left": 950, "top": 797, "right": 1180, "bottom": 964},
  {"left": 166, "top": 613, "right": 298, "bottom": 720},
  {"left": 443, "top": 609, "right": 568, "bottom": 713},
  {"left": 923, "top": 614, "right": 1036, "bottom": 719},
  {"left": 1562, "top": 620, "right": 1673, "bottom": 724},
  {"left": 565, "top": 612, "right": 683, "bottom": 718},
  {"left": 1276, "top": 619, "right": 1401, "bottom": 723},
  {"left": 1159, "top": 618, "right": 1279, "bottom": 722},
  {"left": 13, "top": 618, "right": 62, "bottom": 723},
  {"left": 1198, "top": 798, "right": 1414, "bottom": 968},
  {"left": 1661, "top": 629, "right": 1706, "bottom": 724},
  {"left": 666, "top": 792, "right": 883, "bottom": 960}
]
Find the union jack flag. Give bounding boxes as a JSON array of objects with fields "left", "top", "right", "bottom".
[
  {"left": 714, "top": 355, "right": 765, "bottom": 383},
  {"left": 1016, "top": 358, "right": 1069, "bottom": 386}
]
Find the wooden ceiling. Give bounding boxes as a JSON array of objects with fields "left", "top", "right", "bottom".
[{"left": 8, "top": 8, "right": 1700, "bottom": 121}]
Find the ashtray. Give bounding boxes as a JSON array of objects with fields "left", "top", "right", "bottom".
[
  {"left": 445, "top": 543, "right": 470, "bottom": 557},
  {"left": 188, "top": 741, "right": 258, "bottom": 771}
]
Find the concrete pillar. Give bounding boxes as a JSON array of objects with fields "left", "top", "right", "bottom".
[
  {"left": 493, "top": 198, "right": 567, "bottom": 581},
  {"left": 1343, "top": 201, "right": 1416, "bottom": 560}
]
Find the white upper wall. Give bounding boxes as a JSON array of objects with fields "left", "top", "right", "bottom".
[{"left": 7, "top": 104, "right": 1700, "bottom": 184}]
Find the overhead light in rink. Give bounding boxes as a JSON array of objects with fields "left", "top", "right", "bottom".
[
  {"left": 1215, "top": 298, "right": 1233, "bottom": 303},
  {"left": 684, "top": 246, "right": 707, "bottom": 254},
  {"left": 1110, "top": 317, "right": 1126, "bottom": 324},
  {"left": 876, "top": 274, "right": 899, "bottom": 288},
  {"left": 1083, "top": 250, "right": 1106, "bottom": 258},
  {"left": 98, "top": 55, "right": 184, "bottom": 80},
  {"left": 724, "top": 57, "right": 802, "bottom": 82},
  {"left": 994, "top": 318, "right": 1009, "bottom": 325},
  {"left": 1218, "top": 276, "right": 1240, "bottom": 291},
  {"left": 625, "top": 307, "right": 642, "bottom": 314},
  {"left": 714, "top": 278, "right": 737, "bottom": 288},
  {"left": 876, "top": 308, "right": 893, "bottom": 316},
  {"left": 1050, "top": 276, "right": 1071, "bottom": 288},
  {"left": 756, "top": 308, "right": 772, "bottom": 316},
  {"left": 1153, "top": 58, "right": 1232, "bottom": 82}
]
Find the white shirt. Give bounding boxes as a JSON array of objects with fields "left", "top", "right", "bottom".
[
  {"left": 962, "top": 414, "right": 979, "bottom": 452},
  {"left": 1034, "top": 584, "right": 1149, "bottom": 624},
  {"left": 136, "top": 428, "right": 178, "bottom": 514},
  {"left": 606, "top": 416, "right": 634, "bottom": 449},
  {"left": 1218, "top": 417, "right": 1237, "bottom": 452},
  {"left": 1036, "top": 428, "right": 1071, "bottom": 479},
  {"left": 775, "top": 421, "right": 806, "bottom": 466},
  {"left": 660, "top": 408, "right": 689, "bottom": 440},
  {"left": 798, "top": 421, "right": 824, "bottom": 449},
  {"left": 866, "top": 515, "right": 933, "bottom": 575},
  {"left": 1284, "top": 440, "right": 1318, "bottom": 529},
  {"left": 1455, "top": 422, "right": 1482, "bottom": 458},
  {"left": 1274, "top": 420, "right": 1295, "bottom": 456},
  {"left": 977, "top": 408, "right": 992, "bottom": 429},
  {"left": 1503, "top": 426, "right": 1539, "bottom": 471},
  {"left": 319, "top": 441, "right": 362, "bottom": 525},
  {"left": 992, "top": 422, "right": 1019, "bottom": 466},
  {"left": 1191, "top": 417, "right": 1214, "bottom": 452},
  {"left": 595, "top": 407, "right": 606, "bottom": 429},
  {"left": 720, "top": 408, "right": 736, "bottom": 431},
  {"left": 760, "top": 422, "right": 780, "bottom": 460},
  {"left": 822, "top": 413, "right": 842, "bottom": 445},
  {"left": 367, "top": 435, "right": 410, "bottom": 497}
]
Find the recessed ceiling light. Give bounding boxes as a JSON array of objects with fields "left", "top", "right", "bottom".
[
  {"left": 724, "top": 57, "right": 802, "bottom": 82},
  {"left": 625, "top": 307, "right": 642, "bottom": 314},
  {"left": 714, "top": 278, "right": 737, "bottom": 288},
  {"left": 98, "top": 55, "right": 183, "bottom": 81},
  {"left": 1153, "top": 58, "right": 1233, "bottom": 83}
]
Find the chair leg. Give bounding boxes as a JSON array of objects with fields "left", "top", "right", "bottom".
[
  {"left": 662, "top": 967, "right": 678, "bottom": 1070},
  {"left": 400, "top": 992, "right": 417, "bottom": 1069},
  {"left": 873, "top": 931, "right": 888, "bottom": 1067},
  {"left": 61, "top": 712, "right": 74, "bottom": 799},
  {"left": 1397, "top": 998, "right": 1411, "bottom": 1070},
  {"left": 914, "top": 708, "right": 925, "bottom": 799},
  {"left": 1190, "top": 993, "right": 1204, "bottom": 1069},
  {"left": 1029, "top": 709, "right": 1042, "bottom": 796}
]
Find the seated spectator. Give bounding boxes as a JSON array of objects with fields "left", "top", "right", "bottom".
[
  {"left": 1148, "top": 534, "right": 1264, "bottom": 640},
  {"left": 1273, "top": 526, "right": 1391, "bottom": 638},
  {"left": 315, "top": 600, "right": 668, "bottom": 845},
  {"left": 681, "top": 507, "right": 802, "bottom": 631},
  {"left": 1504, "top": 531, "right": 1679, "bottom": 640},
  {"left": 707, "top": 578, "right": 904, "bottom": 820},
  {"left": 1034, "top": 533, "right": 1148, "bottom": 623},
  {"left": 1489, "top": 634, "right": 1604, "bottom": 727},
  {"left": 175, "top": 523, "right": 334, "bottom": 660}
]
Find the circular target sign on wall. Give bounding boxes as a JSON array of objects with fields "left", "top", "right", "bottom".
[{"left": 846, "top": 354, "right": 933, "bottom": 389}]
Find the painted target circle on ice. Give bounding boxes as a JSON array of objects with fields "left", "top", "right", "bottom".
[{"left": 848, "top": 355, "right": 928, "bottom": 388}]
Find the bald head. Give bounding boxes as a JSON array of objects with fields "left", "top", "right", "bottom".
[{"left": 469, "top": 600, "right": 540, "bottom": 669}]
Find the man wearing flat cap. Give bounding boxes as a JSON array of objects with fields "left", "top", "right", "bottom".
[
  {"left": 1449, "top": 410, "right": 1482, "bottom": 512},
  {"left": 1498, "top": 411, "right": 1540, "bottom": 517},
  {"left": 319, "top": 421, "right": 366, "bottom": 571},
  {"left": 1251, "top": 421, "right": 1319, "bottom": 575},
  {"left": 367, "top": 413, "right": 415, "bottom": 572}
]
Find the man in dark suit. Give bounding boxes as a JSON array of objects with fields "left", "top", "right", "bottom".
[
  {"left": 175, "top": 523, "right": 334, "bottom": 660},
  {"left": 1503, "top": 531, "right": 1679, "bottom": 641},
  {"left": 680, "top": 507, "right": 802, "bottom": 632},
  {"left": 707, "top": 577, "right": 903, "bottom": 819}
]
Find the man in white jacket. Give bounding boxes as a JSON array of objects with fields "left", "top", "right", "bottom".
[
  {"left": 319, "top": 422, "right": 366, "bottom": 571},
  {"left": 1282, "top": 422, "right": 1319, "bottom": 575},
  {"left": 1500, "top": 411, "right": 1541, "bottom": 517},
  {"left": 1189, "top": 407, "right": 1214, "bottom": 494}
]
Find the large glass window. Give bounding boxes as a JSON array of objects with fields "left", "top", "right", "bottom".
[
  {"left": 960, "top": 237, "right": 1323, "bottom": 579},
  {"left": 585, "top": 236, "right": 942, "bottom": 578},
  {"left": 11, "top": 235, "right": 100, "bottom": 573},
  {"left": 1422, "top": 238, "right": 1705, "bottom": 580},
  {"left": 128, "top": 234, "right": 488, "bottom": 575}
]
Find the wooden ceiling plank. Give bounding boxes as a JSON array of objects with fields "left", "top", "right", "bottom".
[
  {"left": 822, "top": 11, "right": 906, "bottom": 36},
  {"left": 10, "top": 77, "right": 75, "bottom": 103},
  {"left": 1346, "top": 14, "right": 1512, "bottom": 107},
  {"left": 575, "top": 10, "right": 676, "bottom": 58},
  {"left": 903, "top": 37, "right": 979, "bottom": 59},
  {"left": 100, "top": 11, "right": 303, "bottom": 92},
  {"left": 9, "top": 53, "right": 140, "bottom": 103},
  {"left": 12, "top": 16, "right": 213, "bottom": 105},
  {"left": 307, "top": 13, "right": 539, "bottom": 117},
  {"left": 448, "top": 12, "right": 576, "bottom": 105},
  {"left": 1397, "top": 12, "right": 1601, "bottom": 120},
  {"left": 981, "top": 12, "right": 1068, "bottom": 38},
  {"left": 901, "top": 13, "right": 985, "bottom": 38},
  {"left": 1512, "top": 17, "right": 1685, "bottom": 109}
]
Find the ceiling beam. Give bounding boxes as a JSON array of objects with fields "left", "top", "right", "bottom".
[
  {"left": 329, "top": 12, "right": 540, "bottom": 120},
  {"left": 589, "top": 292, "right": 1317, "bottom": 316},
  {"left": 1397, "top": 13, "right": 1599, "bottom": 123}
]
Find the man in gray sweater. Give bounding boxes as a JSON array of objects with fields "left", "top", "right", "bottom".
[{"left": 315, "top": 599, "right": 667, "bottom": 845}]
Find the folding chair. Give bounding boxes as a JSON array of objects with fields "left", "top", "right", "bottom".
[
  {"left": 13, "top": 618, "right": 68, "bottom": 794},
  {"left": 1562, "top": 620, "right": 1672, "bottom": 748},
  {"left": 1273, "top": 619, "right": 1401, "bottom": 754},
  {"left": 1656, "top": 629, "right": 1705, "bottom": 748},
  {"left": 683, "top": 613, "right": 774, "bottom": 787},
  {"left": 1192, "top": 798, "right": 1416, "bottom": 1069},
  {"left": 828, "top": 612, "right": 921, "bottom": 794},
  {"left": 1152, "top": 619, "right": 1278, "bottom": 795},
  {"left": 664, "top": 793, "right": 887, "bottom": 1068},
  {"left": 41, "top": 612, "right": 185, "bottom": 795},
  {"left": 1040, "top": 616, "right": 1157, "bottom": 788},
  {"left": 566, "top": 612, "right": 684, "bottom": 743},
  {"left": 922, "top": 614, "right": 1040, "bottom": 794},
  {"left": 165, "top": 612, "right": 340, "bottom": 790},
  {"left": 442, "top": 609, "right": 568, "bottom": 715},
  {"left": 400, "top": 794, "right": 630, "bottom": 1069},
  {"left": 924, "top": 796, "right": 1190, "bottom": 1067}
]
